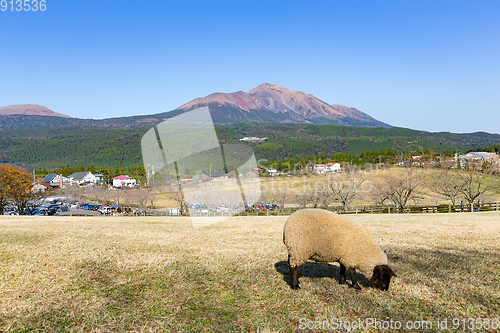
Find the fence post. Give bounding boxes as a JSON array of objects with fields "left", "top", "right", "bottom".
[
  {"left": 388, "top": 207, "right": 390, "bottom": 214},
  {"left": 497, "top": 202, "right": 498, "bottom": 211},
  {"left": 448, "top": 205, "right": 451, "bottom": 213}
]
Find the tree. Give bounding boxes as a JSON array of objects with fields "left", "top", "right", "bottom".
[
  {"left": 0, "top": 165, "right": 12, "bottom": 213},
  {"left": 293, "top": 191, "right": 311, "bottom": 209},
  {"left": 308, "top": 185, "right": 330, "bottom": 209},
  {"left": 271, "top": 188, "right": 290, "bottom": 211},
  {"left": 135, "top": 188, "right": 156, "bottom": 209},
  {"left": 63, "top": 185, "right": 84, "bottom": 202},
  {"left": 450, "top": 164, "right": 492, "bottom": 211},
  {"left": 328, "top": 171, "right": 364, "bottom": 212},
  {"left": 377, "top": 167, "right": 422, "bottom": 211},
  {"left": 172, "top": 190, "right": 187, "bottom": 215},
  {"left": 368, "top": 180, "right": 391, "bottom": 206},
  {"left": 0, "top": 165, "right": 35, "bottom": 214},
  {"left": 428, "top": 169, "right": 461, "bottom": 206}
]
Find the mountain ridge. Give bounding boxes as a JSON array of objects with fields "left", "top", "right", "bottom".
[
  {"left": 0, "top": 104, "right": 72, "bottom": 118},
  {"left": 178, "top": 83, "right": 390, "bottom": 127}
]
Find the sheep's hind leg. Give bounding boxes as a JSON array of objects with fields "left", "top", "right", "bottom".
[
  {"left": 289, "top": 265, "right": 301, "bottom": 290},
  {"left": 338, "top": 264, "right": 347, "bottom": 284},
  {"left": 349, "top": 268, "right": 362, "bottom": 290}
]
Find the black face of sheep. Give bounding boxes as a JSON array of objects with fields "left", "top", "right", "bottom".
[{"left": 370, "top": 265, "right": 397, "bottom": 291}]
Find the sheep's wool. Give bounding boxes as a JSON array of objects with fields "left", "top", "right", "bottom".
[{"left": 283, "top": 209, "right": 388, "bottom": 277}]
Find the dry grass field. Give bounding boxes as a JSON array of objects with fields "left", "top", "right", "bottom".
[{"left": 1, "top": 212, "right": 499, "bottom": 332}]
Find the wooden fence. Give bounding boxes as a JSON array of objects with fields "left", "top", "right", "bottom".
[{"left": 146, "top": 202, "right": 500, "bottom": 217}]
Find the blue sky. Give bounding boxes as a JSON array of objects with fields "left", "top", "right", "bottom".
[{"left": 1, "top": 0, "right": 499, "bottom": 134}]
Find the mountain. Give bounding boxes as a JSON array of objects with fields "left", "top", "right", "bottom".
[
  {"left": 0, "top": 104, "right": 72, "bottom": 118},
  {"left": 0, "top": 84, "right": 388, "bottom": 129},
  {"left": 178, "top": 83, "right": 390, "bottom": 127}
]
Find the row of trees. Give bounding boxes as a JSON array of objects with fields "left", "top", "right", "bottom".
[
  {"left": 260, "top": 163, "right": 498, "bottom": 212},
  {"left": 264, "top": 148, "right": 446, "bottom": 173},
  {"left": 63, "top": 185, "right": 158, "bottom": 209}
]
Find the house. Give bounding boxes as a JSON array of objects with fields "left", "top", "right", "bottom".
[
  {"left": 314, "top": 164, "right": 326, "bottom": 174},
  {"left": 325, "top": 162, "right": 342, "bottom": 173},
  {"left": 315, "top": 163, "right": 341, "bottom": 174},
  {"left": 42, "top": 174, "right": 70, "bottom": 189},
  {"left": 112, "top": 175, "right": 137, "bottom": 188},
  {"left": 32, "top": 182, "right": 48, "bottom": 193},
  {"left": 69, "top": 172, "right": 98, "bottom": 186},
  {"left": 264, "top": 168, "right": 279, "bottom": 176},
  {"left": 239, "top": 137, "right": 268, "bottom": 142},
  {"left": 94, "top": 173, "right": 105, "bottom": 184}
]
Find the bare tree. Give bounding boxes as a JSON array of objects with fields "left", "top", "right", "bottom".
[
  {"left": 111, "top": 190, "right": 124, "bottom": 206},
  {"left": 63, "top": 185, "right": 84, "bottom": 202},
  {"left": 378, "top": 167, "right": 422, "bottom": 211},
  {"left": 328, "top": 171, "right": 364, "bottom": 212},
  {"left": 428, "top": 168, "right": 461, "bottom": 206},
  {"left": 367, "top": 180, "right": 391, "bottom": 206},
  {"left": 265, "top": 188, "right": 290, "bottom": 211},
  {"left": 172, "top": 190, "right": 187, "bottom": 215},
  {"left": 135, "top": 188, "right": 155, "bottom": 208},
  {"left": 309, "top": 185, "right": 330, "bottom": 209},
  {"left": 293, "top": 191, "right": 311, "bottom": 208},
  {"left": 450, "top": 165, "right": 491, "bottom": 212},
  {"left": 121, "top": 190, "right": 137, "bottom": 209}
]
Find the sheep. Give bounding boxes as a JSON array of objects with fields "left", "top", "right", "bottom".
[{"left": 283, "top": 209, "right": 396, "bottom": 291}]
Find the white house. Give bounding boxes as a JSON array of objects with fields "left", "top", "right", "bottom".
[
  {"left": 265, "top": 168, "right": 279, "bottom": 176},
  {"left": 314, "top": 164, "right": 326, "bottom": 174},
  {"left": 69, "top": 172, "right": 98, "bottom": 186},
  {"left": 325, "top": 162, "right": 342, "bottom": 173},
  {"left": 315, "top": 163, "right": 341, "bottom": 174},
  {"left": 112, "top": 175, "right": 137, "bottom": 188}
]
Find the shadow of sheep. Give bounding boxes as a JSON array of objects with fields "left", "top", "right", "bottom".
[{"left": 274, "top": 260, "right": 372, "bottom": 289}]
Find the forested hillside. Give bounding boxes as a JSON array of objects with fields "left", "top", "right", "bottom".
[
  {"left": 1, "top": 123, "right": 499, "bottom": 171},
  {"left": 0, "top": 128, "right": 145, "bottom": 169}
]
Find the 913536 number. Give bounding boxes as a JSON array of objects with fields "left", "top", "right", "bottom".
[{"left": 1, "top": 0, "right": 46, "bottom": 11}]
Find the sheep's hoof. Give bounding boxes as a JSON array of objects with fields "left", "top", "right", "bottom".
[
  {"left": 352, "top": 285, "right": 362, "bottom": 291},
  {"left": 338, "top": 278, "right": 346, "bottom": 284},
  {"left": 291, "top": 283, "right": 301, "bottom": 290}
]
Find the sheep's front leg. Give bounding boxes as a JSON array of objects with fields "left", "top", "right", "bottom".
[
  {"left": 339, "top": 264, "right": 347, "bottom": 284},
  {"left": 349, "top": 268, "right": 362, "bottom": 290}
]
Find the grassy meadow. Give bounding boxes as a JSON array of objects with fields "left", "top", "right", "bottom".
[{"left": 1, "top": 213, "right": 499, "bottom": 332}]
